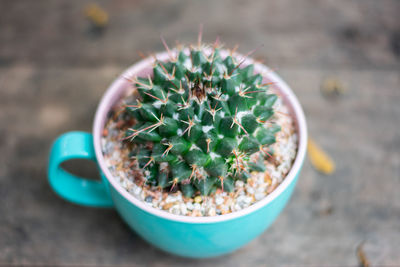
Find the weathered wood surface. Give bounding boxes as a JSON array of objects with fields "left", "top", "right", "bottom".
[{"left": 0, "top": 0, "right": 399, "bottom": 266}]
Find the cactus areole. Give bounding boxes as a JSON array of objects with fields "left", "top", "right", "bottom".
[{"left": 123, "top": 43, "right": 281, "bottom": 197}]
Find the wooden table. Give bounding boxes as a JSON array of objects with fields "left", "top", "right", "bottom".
[{"left": 1, "top": 0, "right": 399, "bottom": 265}]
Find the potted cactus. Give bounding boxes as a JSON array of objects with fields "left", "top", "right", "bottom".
[
  {"left": 101, "top": 37, "right": 298, "bottom": 216},
  {"left": 48, "top": 34, "right": 306, "bottom": 256}
]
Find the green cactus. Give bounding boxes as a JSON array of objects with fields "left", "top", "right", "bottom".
[{"left": 123, "top": 41, "right": 280, "bottom": 197}]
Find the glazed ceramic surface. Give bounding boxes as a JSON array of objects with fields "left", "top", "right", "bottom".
[{"left": 48, "top": 50, "right": 307, "bottom": 258}]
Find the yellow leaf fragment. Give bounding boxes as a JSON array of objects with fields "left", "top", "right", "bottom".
[
  {"left": 84, "top": 3, "right": 109, "bottom": 27},
  {"left": 307, "top": 138, "right": 335, "bottom": 175},
  {"left": 320, "top": 77, "right": 346, "bottom": 98},
  {"left": 356, "top": 242, "right": 370, "bottom": 267}
]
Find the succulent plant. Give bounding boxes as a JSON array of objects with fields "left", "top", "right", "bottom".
[{"left": 123, "top": 39, "right": 281, "bottom": 197}]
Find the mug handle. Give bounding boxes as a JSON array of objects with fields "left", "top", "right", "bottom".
[{"left": 48, "top": 131, "right": 113, "bottom": 207}]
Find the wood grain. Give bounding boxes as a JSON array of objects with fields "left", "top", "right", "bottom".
[{"left": 0, "top": 0, "right": 399, "bottom": 266}]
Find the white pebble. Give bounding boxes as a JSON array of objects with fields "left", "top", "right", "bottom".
[
  {"left": 255, "top": 192, "right": 266, "bottom": 201},
  {"left": 244, "top": 196, "right": 253, "bottom": 204},
  {"left": 186, "top": 202, "right": 194, "bottom": 210},
  {"left": 234, "top": 204, "right": 242, "bottom": 211},
  {"left": 165, "top": 195, "right": 176, "bottom": 203},
  {"left": 235, "top": 180, "right": 244, "bottom": 188},
  {"left": 194, "top": 203, "right": 201, "bottom": 210},
  {"left": 256, "top": 186, "right": 265, "bottom": 193},
  {"left": 200, "top": 205, "right": 205, "bottom": 213},
  {"left": 220, "top": 204, "right": 229, "bottom": 212},
  {"left": 215, "top": 197, "right": 224, "bottom": 205},
  {"left": 133, "top": 186, "right": 142, "bottom": 196},
  {"left": 169, "top": 205, "right": 181, "bottom": 215},
  {"left": 180, "top": 203, "right": 187, "bottom": 215},
  {"left": 208, "top": 208, "right": 216, "bottom": 216},
  {"left": 236, "top": 195, "right": 245, "bottom": 204},
  {"left": 246, "top": 187, "right": 255, "bottom": 195},
  {"left": 112, "top": 150, "right": 120, "bottom": 159}
]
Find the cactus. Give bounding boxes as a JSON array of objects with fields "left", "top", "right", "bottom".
[{"left": 123, "top": 39, "right": 280, "bottom": 197}]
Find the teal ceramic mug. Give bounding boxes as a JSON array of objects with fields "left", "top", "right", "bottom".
[{"left": 48, "top": 50, "right": 307, "bottom": 258}]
